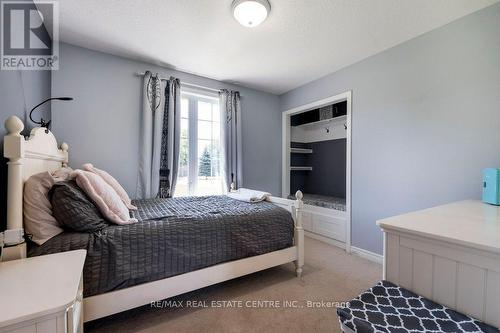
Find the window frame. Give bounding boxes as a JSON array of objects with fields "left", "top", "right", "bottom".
[{"left": 179, "top": 89, "right": 221, "bottom": 196}]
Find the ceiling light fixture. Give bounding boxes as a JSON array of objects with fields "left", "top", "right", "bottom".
[{"left": 232, "top": 0, "right": 271, "bottom": 28}]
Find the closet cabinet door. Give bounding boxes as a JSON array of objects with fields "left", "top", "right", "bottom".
[
  {"left": 312, "top": 214, "right": 346, "bottom": 242},
  {"left": 301, "top": 212, "right": 313, "bottom": 232}
]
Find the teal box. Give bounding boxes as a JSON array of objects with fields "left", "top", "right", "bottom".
[{"left": 482, "top": 168, "right": 500, "bottom": 205}]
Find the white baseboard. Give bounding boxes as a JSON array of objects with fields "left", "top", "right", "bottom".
[
  {"left": 304, "top": 233, "right": 383, "bottom": 265},
  {"left": 350, "top": 246, "right": 383, "bottom": 265},
  {"left": 305, "top": 231, "right": 346, "bottom": 250}
]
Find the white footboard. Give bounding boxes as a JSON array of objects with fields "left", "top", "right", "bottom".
[
  {"left": 85, "top": 190, "right": 305, "bottom": 321},
  {"left": 267, "top": 190, "right": 304, "bottom": 277}
]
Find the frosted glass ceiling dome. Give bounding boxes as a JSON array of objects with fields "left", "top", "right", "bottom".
[{"left": 232, "top": 0, "right": 271, "bottom": 28}]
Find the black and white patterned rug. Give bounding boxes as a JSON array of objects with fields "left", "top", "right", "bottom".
[{"left": 337, "top": 280, "right": 499, "bottom": 333}]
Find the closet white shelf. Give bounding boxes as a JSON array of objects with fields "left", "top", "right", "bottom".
[
  {"left": 295, "top": 115, "right": 347, "bottom": 130},
  {"left": 290, "top": 166, "right": 313, "bottom": 171},
  {"left": 290, "top": 148, "right": 313, "bottom": 154}
]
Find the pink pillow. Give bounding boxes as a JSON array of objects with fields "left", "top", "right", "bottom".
[
  {"left": 71, "top": 170, "right": 137, "bottom": 225},
  {"left": 82, "top": 163, "right": 137, "bottom": 210},
  {"left": 24, "top": 172, "right": 63, "bottom": 245}
]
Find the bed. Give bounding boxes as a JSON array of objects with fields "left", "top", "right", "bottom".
[
  {"left": 2, "top": 116, "right": 305, "bottom": 322},
  {"left": 29, "top": 196, "right": 295, "bottom": 298}
]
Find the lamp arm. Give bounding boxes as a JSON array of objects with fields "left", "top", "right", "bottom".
[
  {"left": 29, "top": 97, "right": 56, "bottom": 125},
  {"left": 29, "top": 97, "right": 73, "bottom": 131}
]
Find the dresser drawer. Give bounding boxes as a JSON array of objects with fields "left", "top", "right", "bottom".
[
  {"left": 3, "top": 324, "right": 36, "bottom": 333},
  {"left": 2, "top": 313, "right": 66, "bottom": 333}
]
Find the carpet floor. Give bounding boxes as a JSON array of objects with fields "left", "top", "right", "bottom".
[{"left": 85, "top": 237, "right": 382, "bottom": 333}]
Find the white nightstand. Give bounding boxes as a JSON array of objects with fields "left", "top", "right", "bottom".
[{"left": 0, "top": 250, "right": 86, "bottom": 333}]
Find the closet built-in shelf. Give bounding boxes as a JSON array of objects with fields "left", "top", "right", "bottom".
[
  {"left": 296, "top": 115, "right": 347, "bottom": 130},
  {"left": 290, "top": 166, "right": 313, "bottom": 171},
  {"left": 290, "top": 148, "right": 313, "bottom": 154}
]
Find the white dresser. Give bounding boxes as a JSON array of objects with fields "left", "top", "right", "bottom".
[
  {"left": 377, "top": 200, "right": 500, "bottom": 328},
  {"left": 0, "top": 250, "right": 86, "bottom": 333}
]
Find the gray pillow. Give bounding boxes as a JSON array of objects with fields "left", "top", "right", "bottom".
[{"left": 49, "top": 180, "right": 110, "bottom": 232}]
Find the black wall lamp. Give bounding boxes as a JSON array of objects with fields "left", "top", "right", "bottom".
[{"left": 29, "top": 97, "right": 73, "bottom": 133}]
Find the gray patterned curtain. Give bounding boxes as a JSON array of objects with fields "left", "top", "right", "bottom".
[
  {"left": 219, "top": 90, "right": 242, "bottom": 191},
  {"left": 137, "top": 71, "right": 163, "bottom": 199},
  {"left": 158, "top": 77, "right": 181, "bottom": 198}
]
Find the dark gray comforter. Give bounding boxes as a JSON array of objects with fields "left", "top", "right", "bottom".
[{"left": 28, "top": 195, "right": 294, "bottom": 297}]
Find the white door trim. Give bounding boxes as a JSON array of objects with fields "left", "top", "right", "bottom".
[{"left": 281, "top": 91, "right": 352, "bottom": 253}]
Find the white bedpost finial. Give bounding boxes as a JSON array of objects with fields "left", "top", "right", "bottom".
[
  {"left": 60, "top": 142, "right": 69, "bottom": 167},
  {"left": 294, "top": 189, "right": 304, "bottom": 278},
  {"left": 5, "top": 116, "right": 24, "bottom": 136},
  {"left": 295, "top": 190, "right": 303, "bottom": 201}
]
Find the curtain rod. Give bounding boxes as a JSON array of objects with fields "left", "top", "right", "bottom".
[{"left": 135, "top": 72, "right": 221, "bottom": 93}]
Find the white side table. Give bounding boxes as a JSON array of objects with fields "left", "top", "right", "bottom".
[
  {"left": 377, "top": 200, "right": 500, "bottom": 328},
  {"left": 0, "top": 250, "right": 86, "bottom": 333}
]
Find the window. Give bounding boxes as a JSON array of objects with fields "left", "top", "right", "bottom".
[{"left": 176, "top": 90, "right": 225, "bottom": 197}]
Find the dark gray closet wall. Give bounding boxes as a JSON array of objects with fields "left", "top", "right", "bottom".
[{"left": 290, "top": 139, "right": 346, "bottom": 197}]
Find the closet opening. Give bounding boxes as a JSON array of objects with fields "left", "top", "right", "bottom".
[{"left": 282, "top": 91, "right": 351, "bottom": 252}]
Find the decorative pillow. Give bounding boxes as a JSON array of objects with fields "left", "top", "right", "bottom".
[
  {"left": 82, "top": 163, "right": 137, "bottom": 210},
  {"left": 71, "top": 169, "right": 137, "bottom": 225},
  {"left": 23, "top": 172, "right": 63, "bottom": 245},
  {"left": 49, "top": 180, "right": 110, "bottom": 232}
]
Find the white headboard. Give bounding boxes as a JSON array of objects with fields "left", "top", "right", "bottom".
[{"left": 4, "top": 116, "right": 68, "bottom": 232}]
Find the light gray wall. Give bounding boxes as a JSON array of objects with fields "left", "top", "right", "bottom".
[
  {"left": 0, "top": 71, "right": 51, "bottom": 133},
  {"left": 0, "top": 0, "right": 52, "bottom": 231},
  {"left": 0, "top": 70, "right": 51, "bottom": 231},
  {"left": 52, "top": 43, "right": 282, "bottom": 197},
  {"left": 280, "top": 3, "right": 500, "bottom": 254}
]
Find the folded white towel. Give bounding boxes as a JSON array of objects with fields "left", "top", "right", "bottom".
[{"left": 227, "top": 188, "right": 271, "bottom": 203}]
